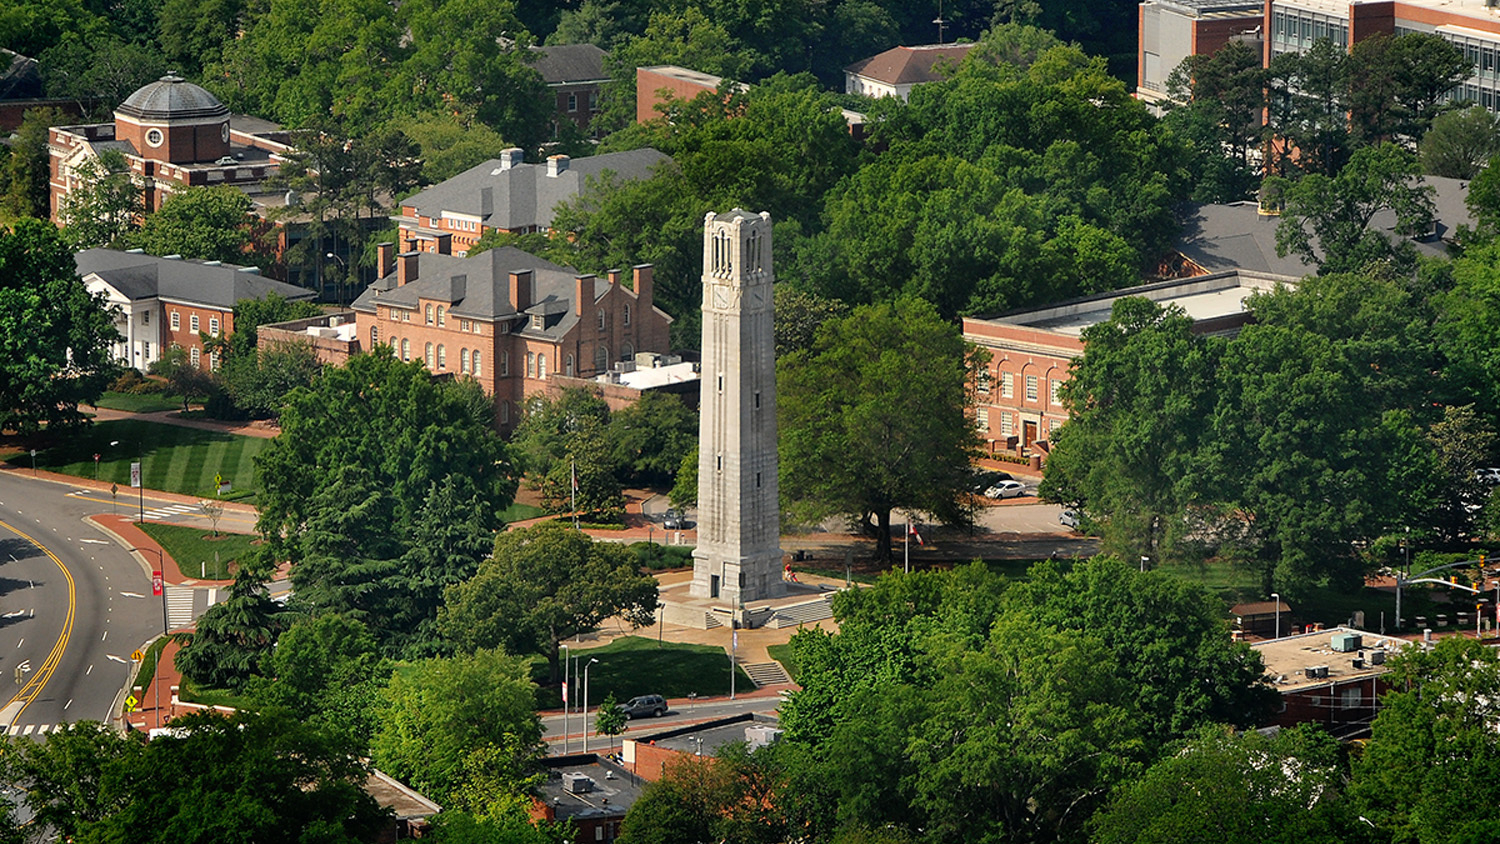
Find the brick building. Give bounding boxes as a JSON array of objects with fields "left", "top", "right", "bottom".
[
  {"left": 530, "top": 44, "right": 609, "bottom": 137},
  {"left": 1136, "top": 0, "right": 1264, "bottom": 111},
  {"left": 392, "top": 147, "right": 669, "bottom": 255},
  {"left": 77, "top": 248, "right": 315, "bottom": 372},
  {"left": 48, "top": 74, "right": 294, "bottom": 221},
  {"left": 1252, "top": 627, "right": 1408, "bottom": 739},
  {"left": 843, "top": 43, "right": 975, "bottom": 101},
  {"left": 635, "top": 65, "right": 750, "bottom": 123},
  {"left": 962, "top": 270, "right": 1293, "bottom": 461},
  {"left": 350, "top": 244, "right": 672, "bottom": 433}
]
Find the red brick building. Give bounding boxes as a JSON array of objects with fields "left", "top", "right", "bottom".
[
  {"left": 1252, "top": 627, "right": 1408, "bottom": 739},
  {"left": 530, "top": 44, "right": 609, "bottom": 137},
  {"left": 350, "top": 244, "right": 672, "bottom": 433}
]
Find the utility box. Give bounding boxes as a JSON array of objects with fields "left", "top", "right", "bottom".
[
  {"left": 1330, "top": 632, "right": 1362, "bottom": 653},
  {"left": 562, "top": 773, "right": 594, "bottom": 794}
]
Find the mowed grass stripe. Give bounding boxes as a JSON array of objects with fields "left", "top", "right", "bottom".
[
  {"left": 19, "top": 419, "right": 266, "bottom": 501},
  {"left": 198, "top": 438, "right": 231, "bottom": 496}
]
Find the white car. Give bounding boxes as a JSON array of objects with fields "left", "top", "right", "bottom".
[
  {"left": 1059, "top": 509, "right": 1080, "bottom": 529},
  {"left": 984, "top": 480, "right": 1027, "bottom": 499}
]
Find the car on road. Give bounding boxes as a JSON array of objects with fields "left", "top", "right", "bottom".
[
  {"left": 662, "top": 509, "right": 693, "bottom": 529},
  {"left": 970, "top": 469, "right": 1014, "bottom": 493},
  {"left": 983, "top": 480, "right": 1027, "bottom": 499},
  {"left": 1059, "top": 509, "right": 1081, "bottom": 529},
  {"left": 616, "top": 694, "right": 668, "bottom": 719}
]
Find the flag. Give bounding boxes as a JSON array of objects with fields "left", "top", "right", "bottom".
[
  {"left": 908, "top": 523, "right": 924, "bottom": 546},
  {"left": 562, "top": 680, "right": 568, "bottom": 705}
]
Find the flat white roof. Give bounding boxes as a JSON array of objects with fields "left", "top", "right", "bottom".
[
  {"left": 601, "top": 360, "right": 699, "bottom": 390},
  {"left": 1252, "top": 627, "right": 1409, "bottom": 693}
]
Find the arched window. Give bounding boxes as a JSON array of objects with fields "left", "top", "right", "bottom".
[
  {"left": 593, "top": 344, "right": 608, "bottom": 372},
  {"left": 370, "top": 325, "right": 378, "bottom": 348},
  {"left": 425, "top": 342, "right": 434, "bottom": 367},
  {"left": 401, "top": 339, "right": 410, "bottom": 361},
  {"left": 425, "top": 304, "right": 434, "bottom": 324},
  {"left": 597, "top": 311, "right": 605, "bottom": 330},
  {"left": 473, "top": 350, "right": 482, "bottom": 376},
  {"left": 526, "top": 352, "right": 535, "bottom": 377},
  {"left": 460, "top": 348, "right": 470, "bottom": 373},
  {"left": 621, "top": 342, "right": 634, "bottom": 360},
  {"left": 623, "top": 303, "right": 631, "bottom": 326},
  {"left": 437, "top": 344, "right": 446, "bottom": 369},
  {"left": 500, "top": 350, "right": 508, "bottom": 376},
  {"left": 436, "top": 306, "right": 446, "bottom": 327},
  {"left": 537, "top": 354, "right": 546, "bottom": 379},
  {"left": 566, "top": 354, "right": 574, "bottom": 376}
]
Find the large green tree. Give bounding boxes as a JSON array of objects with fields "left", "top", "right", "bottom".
[
  {"left": 778, "top": 297, "right": 983, "bottom": 562},
  {"left": 1419, "top": 105, "right": 1500, "bottom": 179},
  {"left": 0, "top": 218, "right": 118, "bottom": 434},
  {"left": 120, "top": 185, "right": 268, "bottom": 265},
  {"left": 56, "top": 150, "right": 141, "bottom": 250},
  {"left": 439, "top": 521, "right": 658, "bottom": 682}
]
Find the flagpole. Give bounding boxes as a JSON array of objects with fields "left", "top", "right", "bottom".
[
  {"left": 904, "top": 512, "right": 910, "bottom": 574},
  {"left": 571, "top": 458, "right": 578, "bottom": 530}
]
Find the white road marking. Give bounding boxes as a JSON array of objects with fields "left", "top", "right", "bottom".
[
  {"left": 22, "top": 725, "right": 33, "bottom": 736},
  {"left": 2, "top": 610, "right": 23, "bottom": 618},
  {"left": 15, "top": 639, "right": 21, "bottom": 648},
  {"left": 119, "top": 592, "right": 144, "bottom": 599},
  {"left": 100, "top": 631, "right": 107, "bottom": 641},
  {"left": 64, "top": 699, "right": 72, "bottom": 710},
  {"left": 80, "top": 539, "right": 109, "bottom": 545},
  {"left": 86, "top": 664, "right": 93, "bottom": 675},
  {"left": 106, "top": 654, "right": 127, "bottom": 664}
]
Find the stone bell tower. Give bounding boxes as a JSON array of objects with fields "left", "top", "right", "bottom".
[{"left": 689, "top": 209, "right": 785, "bottom": 605}]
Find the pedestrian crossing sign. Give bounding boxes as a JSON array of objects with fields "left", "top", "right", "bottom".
[{"left": 125, "top": 695, "right": 138, "bottom": 712}]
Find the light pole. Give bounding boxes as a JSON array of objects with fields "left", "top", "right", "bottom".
[
  {"left": 131, "top": 547, "right": 167, "bottom": 728},
  {"left": 561, "top": 644, "right": 570, "bottom": 754},
  {"left": 1140, "top": 555, "right": 1149, "bottom": 573},
  {"left": 1271, "top": 592, "right": 1281, "bottom": 639},
  {"left": 583, "top": 657, "right": 598, "bottom": 753}
]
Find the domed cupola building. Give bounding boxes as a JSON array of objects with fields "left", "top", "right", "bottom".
[{"left": 49, "top": 74, "right": 293, "bottom": 219}]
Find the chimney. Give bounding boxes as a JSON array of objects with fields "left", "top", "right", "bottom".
[
  {"left": 435, "top": 233, "right": 452, "bottom": 255},
  {"left": 546, "top": 154, "right": 570, "bottom": 177},
  {"left": 608, "top": 268, "right": 623, "bottom": 288},
  {"left": 575, "top": 274, "right": 595, "bottom": 318},
  {"left": 499, "top": 147, "right": 524, "bottom": 170},
  {"left": 377, "top": 242, "right": 395, "bottom": 278},
  {"left": 480, "top": 186, "right": 493, "bottom": 217},
  {"left": 449, "top": 274, "right": 466, "bottom": 302},
  {"left": 509, "top": 269, "right": 533, "bottom": 312},
  {"left": 397, "top": 251, "right": 419, "bottom": 287},
  {"left": 401, "top": 237, "right": 417, "bottom": 253},
  {"left": 633, "top": 264, "right": 654, "bottom": 315}
]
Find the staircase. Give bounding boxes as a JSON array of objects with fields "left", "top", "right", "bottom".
[
  {"left": 740, "top": 660, "right": 792, "bottom": 687},
  {"left": 703, "top": 612, "right": 723, "bottom": 629},
  {"left": 769, "top": 595, "right": 834, "bottom": 628}
]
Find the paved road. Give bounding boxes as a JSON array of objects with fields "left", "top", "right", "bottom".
[
  {"left": 0, "top": 472, "right": 166, "bottom": 738},
  {"left": 542, "top": 694, "right": 782, "bottom": 755}
]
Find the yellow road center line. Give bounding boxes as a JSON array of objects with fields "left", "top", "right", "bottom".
[{"left": 0, "top": 519, "right": 76, "bottom": 723}]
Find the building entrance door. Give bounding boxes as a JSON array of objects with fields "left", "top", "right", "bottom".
[{"left": 1023, "top": 420, "right": 1038, "bottom": 446}]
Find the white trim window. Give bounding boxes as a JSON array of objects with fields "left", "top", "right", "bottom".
[
  {"left": 1025, "top": 374, "right": 1038, "bottom": 402},
  {"left": 1001, "top": 372, "right": 1014, "bottom": 399},
  {"left": 190, "top": 314, "right": 199, "bottom": 332},
  {"left": 975, "top": 408, "right": 989, "bottom": 433}
]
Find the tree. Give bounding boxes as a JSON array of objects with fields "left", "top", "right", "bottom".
[
  {"left": 1266, "top": 39, "right": 1350, "bottom": 177},
  {"left": 402, "top": 111, "right": 514, "bottom": 183},
  {"left": 1420, "top": 105, "right": 1500, "bottom": 179},
  {"left": 1269, "top": 143, "right": 1435, "bottom": 274},
  {"left": 1163, "top": 39, "right": 1265, "bottom": 201},
  {"left": 1039, "top": 297, "right": 1218, "bottom": 563},
  {"left": 370, "top": 648, "right": 542, "bottom": 806},
  {"left": 174, "top": 569, "right": 287, "bottom": 689},
  {"left": 219, "top": 341, "right": 322, "bottom": 418},
  {"left": 0, "top": 107, "right": 61, "bottom": 223},
  {"left": 121, "top": 185, "right": 269, "bottom": 265},
  {"left": 511, "top": 388, "right": 624, "bottom": 519},
  {"left": 0, "top": 218, "right": 118, "bottom": 435},
  {"left": 0, "top": 721, "right": 142, "bottom": 842},
  {"left": 594, "top": 692, "right": 628, "bottom": 753},
  {"left": 608, "top": 392, "right": 696, "bottom": 486},
  {"left": 148, "top": 345, "right": 218, "bottom": 412},
  {"left": 1090, "top": 725, "right": 1352, "bottom": 844},
  {"left": 1347, "top": 32, "right": 1469, "bottom": 147},
  {"left": 778, "top": 298, "right": 983, "bottom": 562},
  {"left": 773, "top": 286, "right": 849, "bottom": 359},
  {"left": 56, "top": 149, "right": 142, "bottom": 249},
  {"left": 439, "top": 521, "right": 658, "bottom": 682}
]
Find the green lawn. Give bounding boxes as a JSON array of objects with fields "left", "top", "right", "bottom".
[
  {"left": 498, "top": 501, "right": 546, "bottom": 522},
  {"left": 10, "top": 419, "right": 266, "bottom": 501},
  {"left": 129, "top": 635, "right": 174, "bottom": 702},
  {"left": 766, "top": 643, "right": 799, "bottom": 684},
  {"left": 531, "top": 636, "right": 752, "bottom": 709},
  {"left": 137, "top": 522, "right": 252, "bottom": 580},
  {"left": 91, "top": 391, "right": 185, "bottom": 414}
]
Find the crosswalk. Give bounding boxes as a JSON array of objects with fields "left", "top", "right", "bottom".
[
  {"left": 166, "top": 586, "right": 197, "bottom": 629},
  {"left": 139, "top": 503, "right": 199, "bottom": 521},
  {"left": 7, "top": 723, "right": 67, "bottom": 737}
]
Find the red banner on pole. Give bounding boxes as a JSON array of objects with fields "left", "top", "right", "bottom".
[{"left": 152, "top": 571, "right": 163, "bottom": 596}]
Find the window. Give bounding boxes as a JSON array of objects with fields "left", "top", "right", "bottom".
[
  {"left": 401, "top": 338, "right": 410, "bottom": 361},
  {"left": 145, "top": 128, "right": 163, "bottom": 147},
  {"left": 622, "top": 341, "right": 634, "bottom": 359},
  {"left": 623, "top": 303, "right": 631, "bottom": 326},
  {"left": 437, "top": 344, "right": 446, "bottom": 369},
  {"left": 1049, "top": 379, "right": 1060, "bottom": 406},
  {"left": 190, "top": 347, "right": 200, "bottom": 366},
  {"left": 756, "top": 471, "right": 762, "bottom": 488},
  {"left": 716, "top": 454, "right": 723, "bottom": 472},
  {"left": 754, "top": 390, "right": 761, "bottom": 410},
  {"left": 209, "top": 317, "right": 219, "bottom": 337},
  {"left": 594, "top": 345, "right": 608, "bottom": 372},
  {"left": 472, "top": 350, "right": 481, "bottom": 376},
  {"left": 1001, "top": 372, "right": 1014, "bottom": 399},
  {"left": 501, "top": 351, "right": 509, "bottom": 376},
  {"left": 1025, "top": 374, "right": 1038, "bottom": 402},
  {"left": 437, "top": 306, "right": 445, "bottom": 327},
  {"left": 142, "top": 341, "right": 150, "bottom": 359},
  {"left": 597, "top": 311, "right": 605, "bottom": 331},
  {"left": 500, "top": 399, "right": 508, "bottom": 423},
  {"left": 371, "top": 326, "right": 378, "bottom": 347},
  {"left": 171, "top": 312, "right": 180, "bottom": 330},
  {"left": 389, "top": 307, "right": 397, "bottom": 322},
  {"left": 425, "top": 304, "right": 434, "bottom": 324},
  {"left": 537, "top": 353, "right": 546, "bottom": 379},
  {"left": 1001, "top": 413, "right": 1013, "bottom": 438},
  {"left": 976, "top": 408, "right": 989, "bottom": 432},
  {"left": 526, "top": 352, "right": 535, "bottom": 377},
  {"left": 566, "top": 354, "right": 574, "bottom": 376},
  {"left": 1341, "top": 687, "right": 1362, "bottom": 710},
  {"left": 460, "top": 319, "right": 468, "bottom": 331},
  {"left": 717, "top": 375, "right": 723, "bottom": 393},
  {"left": 190, "top": 315, "right": 200, "bottom": 332},
  {"left": 402, "top": 310, "right": 409, "bottom": 322},
  {"left": 141, "top": 310, "right": 150, "bottom": 326},
  {"left": 425, "top": 342, "right": 434, "bottom": 367},
  {"left": 567, "top": 93, "right": 578, "bottom": 112},
  {"left": 977, "top": 369, "right": 991, "bottom": 394},
  {"left": 589, "top": 90, "right": 599, "bottom": 110},
  {"left": 460, "top": 348, "right": 470, "bottom": 373},
  {"left": 210, "top": 352, "right": 219, "bottom": 371}
]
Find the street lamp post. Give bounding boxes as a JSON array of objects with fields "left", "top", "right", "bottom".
[
  {"left": 582, "top": 657, "right": 598, "bottom": 753},
  {"left": 131, "top": 547, "right": 168, "bottom": 728},
  {"left": 560, "top": 644, "right": 570, "bottom": 754},
  {"left": 1271, "top": 592, "right": 1281, "bottom": 640}
]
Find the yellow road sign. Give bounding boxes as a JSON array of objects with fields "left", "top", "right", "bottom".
[
  {"left": 125, "top": 695, "right": 138, "bottom": 711},
  {"left": 131, "top": 650, "right": 143, "bottom": 662}
]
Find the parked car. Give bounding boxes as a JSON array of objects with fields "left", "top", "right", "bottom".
[
  {"left": 969, "top": 469, "right": 1014, "bottom": 493},
  {"left": 1059, "top": 509, "right": 1081, "bottom": 529},
  {"left": 616, "top": 694, "right": 668, "bottom": 719},
  {"left": 662, "top": 509, "right": 693, "bottom": 529},
  {"left": 983, "top": 480, "right": 1027, "bottom": 499}
]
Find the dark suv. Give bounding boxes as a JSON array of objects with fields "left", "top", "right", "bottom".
[{"left": 616, "top": 694, "right": 668, "bottom": 719}]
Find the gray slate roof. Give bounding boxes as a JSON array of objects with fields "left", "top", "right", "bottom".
[
  {"left": 75, "top": 249, "right": 315, "bottom": 309},
  {"left": 529, "top": 44, "right": 608, "bottom": 84},
  {"left": 352, "top": 246, "right": 610, "bottom": 341},
  {"left": 116, "top": 74, "right": 228, "bottom": 121},
  {"left": 1174, "top": 175, "right": 1473, "bottom": 276},
  {"left": 401, "top": 148, "right": 671, "bottom": 232}
]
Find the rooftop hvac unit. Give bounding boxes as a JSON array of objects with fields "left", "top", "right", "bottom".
[
  {"left": 1314, "top": 665, "right": 1329, "bottom": 679},
  {"left": 1369, "top": 649, "right": 1386, "bottom": 665},
  {"left": 562, "top": 772, "right": 594, "bottom": 794},
  {"left": 1330, "top": 632, "right": 1362, "bottom": 653},
  {"left": 613, "top": 360, "right": 637, "bottom": 373},
  {"left": 745, "top": 725, "right": 784, "bottom": 749}
]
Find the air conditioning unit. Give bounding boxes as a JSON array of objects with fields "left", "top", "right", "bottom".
[
  {"left": 1330, "top": 632, "right": 1362, "bottom": 653},
  {"left": 613, "top": 360, "right": 636, "bottom": 373},
  {"left": 1314, "top": 665, "right": 1329, "bottom": 679},
  {"left": 1369, "top": 650, "right": 1386, "bottom": 666},
  {"left": 745, "top": 725, "right": 784, "bottom": 750},
  {"left": 562, "top": 772, "right": 594, "bottom": 794}
]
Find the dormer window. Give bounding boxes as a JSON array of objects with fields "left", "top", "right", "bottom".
[{"left": 531, "top": 314, "right": 544, "bottom": 329}]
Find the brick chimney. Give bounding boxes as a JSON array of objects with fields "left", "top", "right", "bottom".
[
  {"left": 509, "top": 269, "right": 533, "bottom": 313},
  {"left": 376, "top": 242, "right": 395, "bottom": 278},
  {"left": 575, "top": 274, "right": 595, "bottom": 319},
  {"left": 397, "top": 252, "right": 419, "bottom": 287},
  {"left": 435, "top": 233, "right": 452, "bottom": 255},
  {"left": 546, "top": 155, "right": 570, "bottom": 177},
  {"left": 633, "top": 264, "right": 654, "bottom": 315}
]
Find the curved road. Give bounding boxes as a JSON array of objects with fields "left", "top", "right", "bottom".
[{"left": 0, "top": 471, "right": 163, "bottom": 738}]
